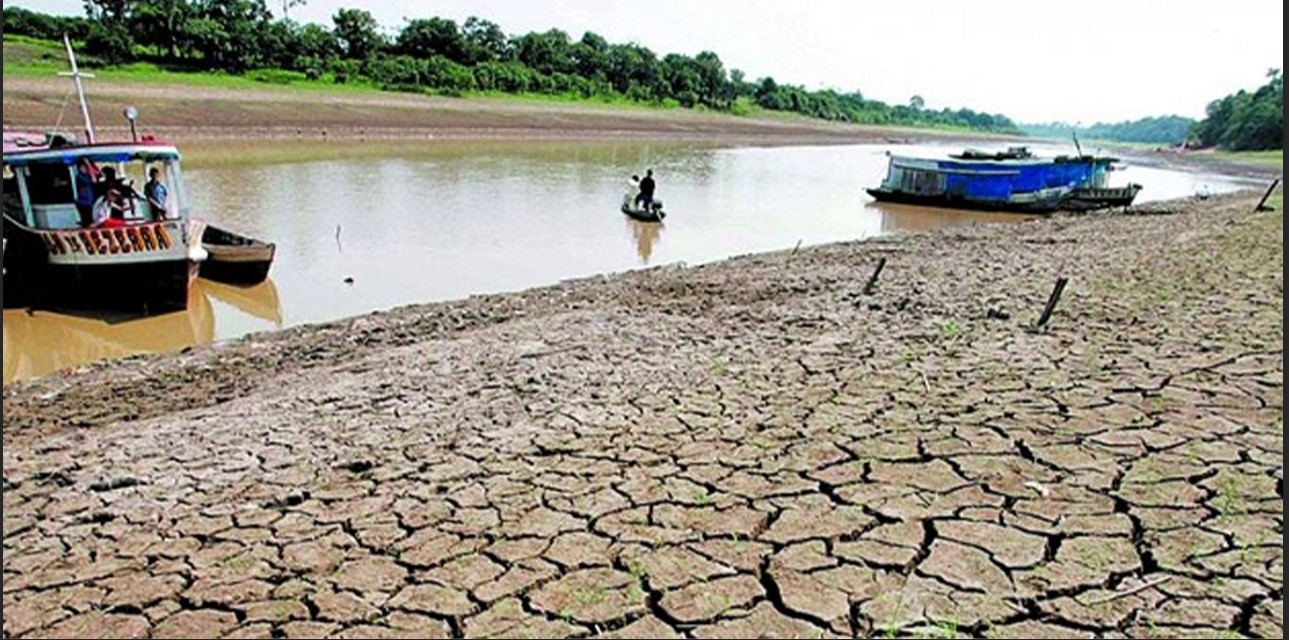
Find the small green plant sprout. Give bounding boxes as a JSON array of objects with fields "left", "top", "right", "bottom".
[{"left": 940, "top": 318, "right": 962, "bottom": 339}]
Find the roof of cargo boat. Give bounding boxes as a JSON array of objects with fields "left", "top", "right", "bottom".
[
  {"left": 3, "top": 131, "right": 180, "bottom": 166},
  {"left": 888, "top": 152, "right": 1120, "bottom": 169}
]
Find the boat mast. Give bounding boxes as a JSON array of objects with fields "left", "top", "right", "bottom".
[{"left": 57, "top": 33, "right": 96, "bottom": 144}]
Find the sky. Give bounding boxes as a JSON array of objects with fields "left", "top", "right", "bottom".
[{"left": 12, "top": 0, "right": 1284, "bottom": 124}]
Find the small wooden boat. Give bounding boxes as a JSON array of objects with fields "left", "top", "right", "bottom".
[
  {"left": 1058, "top": 183, "right": 1143, "bottom": 211},
  {"left": 621, "top": 191, "right": 666, "bottom": 222},
  {"left": 199, "top": 223, "right": 275, "bottom": 285}
]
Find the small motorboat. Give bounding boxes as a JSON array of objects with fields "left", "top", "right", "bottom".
[
  {"left": 199, "top": 223, "right": 275, "bottom": 285},
  {"left": 621, "top": 190, "right": 665, "bottom": 222}
]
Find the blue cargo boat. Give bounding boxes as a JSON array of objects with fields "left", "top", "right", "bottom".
[{"left": 866, "top": 146, "right": 1139, "bottom": 213}]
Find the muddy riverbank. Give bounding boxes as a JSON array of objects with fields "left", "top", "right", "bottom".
[
  {"left": 2, "top": 191, "right": 1282, "bottom": 638},
  {"left": 1, "top": 75, "right": 993, "bottom": 148}
]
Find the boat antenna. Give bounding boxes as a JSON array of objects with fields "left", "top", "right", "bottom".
[
  {"left": 1072, "top": 129, "right": 1084, "bottom": 158},
  {"left": 57, "top": 33, "right": 96, "bottom": 144}
]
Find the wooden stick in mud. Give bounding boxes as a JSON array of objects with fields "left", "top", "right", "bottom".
[
  {"left": 863, "top": 258, "right": 887, "bottom": 295},
  {"left": 1255, "top": 179, "right": 1280, "bottom": 212},
  {"left": 1032, "top": 277, "right": 1068, "bottom": 331}
]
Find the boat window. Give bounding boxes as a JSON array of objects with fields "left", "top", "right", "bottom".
[
  {"left": 162, "top": 159, "right": 189, "bottom": 217},
  {"left": 23, "top": 163, "right": 75, "bottom": 205},
  {"left": 114, "top": 160, "right": 147, "bottom": 192},
  {"left": 2, "top": 164, "right": 22, "bottom": 219}
]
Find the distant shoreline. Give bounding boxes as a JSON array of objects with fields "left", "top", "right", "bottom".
[
  {"left": 1, "top": 75, "right": 1016, "bottom": 146},
  {"left": 4, "top": 76, "right": 1279, "bottom": 177}
]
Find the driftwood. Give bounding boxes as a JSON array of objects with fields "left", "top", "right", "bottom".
[
  {"left": 1255, "top": 179, "right": 1280, "bottom": 212},
  {"left": 1031, "top": 277, "right": 1069, "bottom": 331},
  {"left": 863, "top": 257, "right": 887, "bottom": 295}
]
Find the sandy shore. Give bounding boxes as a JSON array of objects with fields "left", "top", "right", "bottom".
[{"left": 2, "top": 189, "right": 1282, "bottom": 638}]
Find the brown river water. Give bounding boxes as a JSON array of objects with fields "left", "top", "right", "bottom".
[{"left": 2, "top": 140, "right": 1261, "bottom": 383}]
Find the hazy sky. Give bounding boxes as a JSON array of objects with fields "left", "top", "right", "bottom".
[{"left": 13, "top": 0, "right": 1284, "bottom": 123}]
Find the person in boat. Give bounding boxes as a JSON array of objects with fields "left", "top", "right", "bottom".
[
  {"left": 627, "top": 174, "right": 641, "bottom": 203},
  {"left": 74, "top": 158, "right": 100, "bottom": 226},
  {"left": 144, "top": 166, "right": 168, "bottom": 221},
  {"left": 92, "top": 183, "right": 134, "bottom": 227},
  {"left": 636, "top": 169, "right": 656, "bottom": 211}
]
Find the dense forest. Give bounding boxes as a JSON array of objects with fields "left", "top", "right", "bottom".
[
  {"left": 2, "top": 2, "right": 1021, "bottom": 134},
  {"left": 1021, "top": 116, "right": 1196, "bottom": 145},
  {"left": 1016, "top": 71, "right": 1282, "bottom": 152},
  {"left": 1190, "top": 69, "right": 1283, "bottom": 151}
]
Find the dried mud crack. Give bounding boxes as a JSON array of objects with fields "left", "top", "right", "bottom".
[{"left": 2, "top": 192, "right": 1283, "bottom": 638}]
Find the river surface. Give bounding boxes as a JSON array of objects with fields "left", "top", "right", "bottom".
[{"left": 2, "top": 140, "right": 1261, "bottom": 383}]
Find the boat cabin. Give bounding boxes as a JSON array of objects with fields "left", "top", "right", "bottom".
[{"left": 3, "top": 132, "right": 190, "bottom": 231}]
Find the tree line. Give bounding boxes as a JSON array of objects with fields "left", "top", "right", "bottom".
[
  {"left": 1190, "top": 69, "right": 1282, "bottom": 152},
  {"left": 1013, "top": 69, "right": 1283, "bottom": 153},
  {"left": 1020, "top": 116, "right": 1197, "bottom": 146},
  {"left": 2, "top": 2, "right": 1021, "bottom": 134}
]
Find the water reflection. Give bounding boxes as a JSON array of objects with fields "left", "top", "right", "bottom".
[
  {"left": 866, "top": 200, "right": 1038, "bottom": 233},
  {"left": 5, "top": 141, "right": 1262, "bottom": 383},
  {"left": 3, "top": 283, "right": 214, "bottom": 382},
  {"left": 2, "top": 278, "right": 282, "bottom": 383},
  {"left": 627, "top": 219, "right": 665, "bottom": 264},
  {"left": 204, "top": 279, "right": 283, "bottom": 327}
]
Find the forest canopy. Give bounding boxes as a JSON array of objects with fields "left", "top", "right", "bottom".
[
  {"left": 1189, "top": 69, "right": 1283, "bottom": 151},
  {"left": 3, "top": 2, "right": 1022, "bottom": 134}
]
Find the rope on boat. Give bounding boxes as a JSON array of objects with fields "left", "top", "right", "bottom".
[{"left": 52, "top": 83, "right": 75, "bottom": 132}]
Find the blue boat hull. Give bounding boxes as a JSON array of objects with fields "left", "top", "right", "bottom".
[{"left": 865, "top": 188, "right": 1062, "bottom": 214}]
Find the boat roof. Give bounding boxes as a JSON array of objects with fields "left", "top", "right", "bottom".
[
  {"left": 889, "top": 152, "right": 1120, "bottom": 167},
  {"left": 3, "top": 131, "right": 59, "bottom": 154},
  {"left": 3, "top": 133, "right": 180, "bottom": 166}
]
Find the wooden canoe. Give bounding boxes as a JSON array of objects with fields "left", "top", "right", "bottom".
[{"left": 199, "top": 223, "right": 275, "bottom": 285}]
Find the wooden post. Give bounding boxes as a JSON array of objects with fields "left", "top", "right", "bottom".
[
  {"left": 1255, "top": 179, "right": 1280, "bottom": 212},
  {"left": 1032, "top": 277, "right": 1068, "bottom": 331},
  {"left": 863, "top": 258, "right": 887, "bottom": 295}
]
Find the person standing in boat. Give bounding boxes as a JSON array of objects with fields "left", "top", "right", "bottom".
[
  {"left": 626, "top": 174, "right": 641, "bottom": 207},
  {"left": 144, "top": 166, "right": 168, "bottom": 220},
  {"left": 74, "top": 158, "right": 99, "bottom": 226},
  {"left": 636, "top": 169, "right": 656, "bottom": 211}
]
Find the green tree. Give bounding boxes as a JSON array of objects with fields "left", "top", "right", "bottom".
[
  {"left": 333, "top": 7, "right": 382, "bottom": 60},
  {"left": 662, "top": 53, "right": 701, "bottom": 106},
  {"left": 130, "top": 0, "right": 190, "bottom": 59},
  {"left": 396, "top": 17, "right": 467, "bottom": 64},
  {"left": 462, "top": 16, "right": 507, "bottom": 64},
  {"left": 81, "top": 0, "right": 137, "bottom": 62},
  {"left": 572, "top": 32, "right": 610, "bottom": 82},
  {"left": 606, "top": 42, "right": 662, "bottom": 99},
  {"left": 85, "top": 21, "right": 134, "bottom": 63},
  {"left": 184, "top": 0, "right": 273, "bottom": 71},
  {"left": 82, "top": 0, "right": 135, "bottom": 25},
  {"left": 693, "top": 51, "right": 731, "bottom": 108},
  {"left": 511, "top": 29, "right": 574, "bottom": 75},
  {"left": 1191, "top": 69, "right": 1282, "bottom": 150},
  {"left": 295, "top": 22, "right": 340, "bottom": 61}
]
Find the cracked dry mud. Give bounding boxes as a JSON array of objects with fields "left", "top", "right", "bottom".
[{"left": 3, "top": 192, "right": 1283, "bottom": 638}]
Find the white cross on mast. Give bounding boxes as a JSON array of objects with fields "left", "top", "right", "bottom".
[{"left": 56, "top": 33, "right": 96, "bottom": 144}]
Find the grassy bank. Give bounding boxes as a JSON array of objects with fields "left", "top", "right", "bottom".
[
  {"left": 3, "top": 35, "right": 1011, "bottom": 144},
  {"left": 1210, "top": 149, "right": 1284, "bottom": 169}
]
